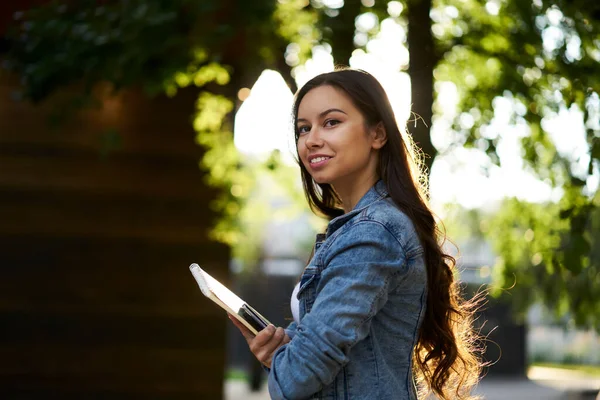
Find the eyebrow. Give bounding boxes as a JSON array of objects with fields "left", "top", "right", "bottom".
[{"left": 297, "top": 108, "right": 347, "bottom": 123}]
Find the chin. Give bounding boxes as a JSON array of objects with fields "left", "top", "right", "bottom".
[{"left": 310, "top": 175, "right": 333, "bottom": 185}]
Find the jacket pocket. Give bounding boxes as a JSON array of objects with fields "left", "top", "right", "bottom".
[{"left": 297, "top": 268, "right": 320, "bottom": 313}]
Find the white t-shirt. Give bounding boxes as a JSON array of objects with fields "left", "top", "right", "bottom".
[{"left": 291, "top": 282, "right": 300, "bottom": 324}]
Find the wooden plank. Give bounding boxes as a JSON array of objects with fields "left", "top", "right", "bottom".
[
  {"left": 0, "top": 234, "right": 228, "bottom": 272},
  {"left": 0, "top": 189, "right": 218, "bottom": 242},
  {"left": 0, "top": 235, "right": 229, "bottom": 315},
  {"left": 0, "top": 124, "right": 202, "bottom": 159},
  {"left": 0, "top": 312, "right": 226, "bottom": 349},
  {"left": 0, "top": 79, "right": 202, "bottom": 158},
  {"left": 0, "top": 270, "right": 228, "bottom": 317},
  {"left": 0, "top": 346, "right": 224, "bottom": 392},
  {"left": 0, "top": 123, "right": 202, "bottom": 159},
  {"left": 0, "top": 153, "right": 215, "bottom": 200},
  {"left": 0, "top": 386, "right": 221, "bottom": 400}
]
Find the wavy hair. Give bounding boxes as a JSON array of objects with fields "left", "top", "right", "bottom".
[{"left": 292, "top": 68, "right": 484, "bottom": 399}]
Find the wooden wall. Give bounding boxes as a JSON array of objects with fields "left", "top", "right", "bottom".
[{"left": 0, "top": 78, "right": 230, "bottom": 399}]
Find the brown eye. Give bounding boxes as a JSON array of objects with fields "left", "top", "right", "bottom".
[
  {"left": 324, "top": 119, "right": 340, "bottom": 127},
  {"left": 298, "top": 125, "right": 311, "bottom": 135}
]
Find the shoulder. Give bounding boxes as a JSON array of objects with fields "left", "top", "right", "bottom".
[
  {"left": 358, "top": 197, "right": 423, "bottom": 257},
  {"left": 320, "top": 219, "right": 407, "bottom": 272}
]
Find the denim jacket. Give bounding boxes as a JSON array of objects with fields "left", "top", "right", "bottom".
[{"left": 268, "top": 181, "right": 428, "bottom": 400}]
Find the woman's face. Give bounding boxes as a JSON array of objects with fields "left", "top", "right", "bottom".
[{"left": 296, "top": 85, "right": 382, "bottom": 191}]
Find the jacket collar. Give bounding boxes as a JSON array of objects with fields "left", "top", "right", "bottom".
[{"left": 324, "top": 180, "right": 388, "bottom": 238}]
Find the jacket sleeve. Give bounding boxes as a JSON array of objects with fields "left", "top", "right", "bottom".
[
  {"left": 285, "top": 321, "right": 298, "bottom": 340},
  {"left": 267, "top": 221, "right": 407, "bottom": 400}
]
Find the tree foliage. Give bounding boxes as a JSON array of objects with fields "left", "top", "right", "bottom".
[
  {"left": 5, "top": 0, "right": 278, "bottom": 100},
  {"left": 486, "top": 196, "right": 600, "bottom": 330},
  {"left": 431, "top": 0, "right": 600, "bottom": 329}
]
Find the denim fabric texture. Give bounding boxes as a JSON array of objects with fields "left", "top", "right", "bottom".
[{"left": 268, "top": 181, "right": 428, "bottom": 400}]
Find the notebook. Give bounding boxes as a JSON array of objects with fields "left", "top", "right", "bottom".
[{"left": 189, "top": 263, "right": 270, "bottom": 335}]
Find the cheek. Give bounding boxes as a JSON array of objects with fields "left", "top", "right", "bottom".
[{"left": 296, "top": 139, "right": 306, "bottom": 158}]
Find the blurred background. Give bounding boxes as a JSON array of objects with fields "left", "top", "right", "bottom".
[{"left": 0, "top": 0, "right": 599, "bottom": 399}]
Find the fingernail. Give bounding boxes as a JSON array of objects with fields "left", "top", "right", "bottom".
[{"left": 268, "top": 324, "right": 275, "bottom": 331}]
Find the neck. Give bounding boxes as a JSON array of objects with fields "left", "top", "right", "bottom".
[{"left": 333, "top": 173, "right": 379, "bottom": 214}]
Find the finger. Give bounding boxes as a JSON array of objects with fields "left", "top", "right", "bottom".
[
  {"left": 255, "top": 329, "right": 287, "bottom": 367},
  {"left": 255, "top": 327, "right": 286, "bottom": 362},
  {"left": 228, "top": 314, "right": 255, "bottom": 342},
  {"left": 250, "top": 324, "right": 276, "bottom": 350}
]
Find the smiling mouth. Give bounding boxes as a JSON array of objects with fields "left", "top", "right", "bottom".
[{"left": 310, "top": 156, "right": 331, "bottom": 164}]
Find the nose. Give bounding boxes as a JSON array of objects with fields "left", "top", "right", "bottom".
[{"left": 304, "top": 128, "right": 323, "bottom": 149}]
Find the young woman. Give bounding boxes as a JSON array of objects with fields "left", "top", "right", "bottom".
[{"left": 231, "top": 69, "right": 482, "bottom": 399}]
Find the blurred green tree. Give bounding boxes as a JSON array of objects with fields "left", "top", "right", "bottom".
[{"left": 431, "top": 0, "right": 600, "bottom": 330}]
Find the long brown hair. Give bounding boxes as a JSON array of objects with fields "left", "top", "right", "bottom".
[{"left": 292, "top": 68, "right": 483, "bottom": 399}]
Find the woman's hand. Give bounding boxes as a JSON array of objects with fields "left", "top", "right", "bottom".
[{"left": 228, "top": 314, "right": 291, "bottom": 368}]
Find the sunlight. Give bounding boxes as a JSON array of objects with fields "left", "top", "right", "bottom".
[
  {"left": 293, "top": 44, "right": 335, "bottom": 88},
  {"left": 233, "top": 70, "right": 296, "bottom": 162}
]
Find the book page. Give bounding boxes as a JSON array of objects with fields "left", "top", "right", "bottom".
[
  {"left": 189, "top": 263, "right": 269, "bottom": 335},
  {"left": 190, "top": 263, "right": 244, "bottom": 313}
]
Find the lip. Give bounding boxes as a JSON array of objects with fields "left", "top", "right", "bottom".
[{"left": 307, "top": 154, "right": 332, "bottom": 169}]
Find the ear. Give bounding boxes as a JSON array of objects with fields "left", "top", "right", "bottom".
[{"left": 371, "top": 122, "right": 388, "bottom": 150}]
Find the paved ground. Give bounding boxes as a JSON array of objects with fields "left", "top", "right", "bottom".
[
  {"left": 528, "top": 366, "right": 600, "bottom": 391},
  {"left": 224, "top": 366, "right": 600, "bottom": 400}
]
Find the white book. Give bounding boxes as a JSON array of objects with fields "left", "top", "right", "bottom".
[{"left": 189, "top": 263, "right": 270, "bottom": 335}]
